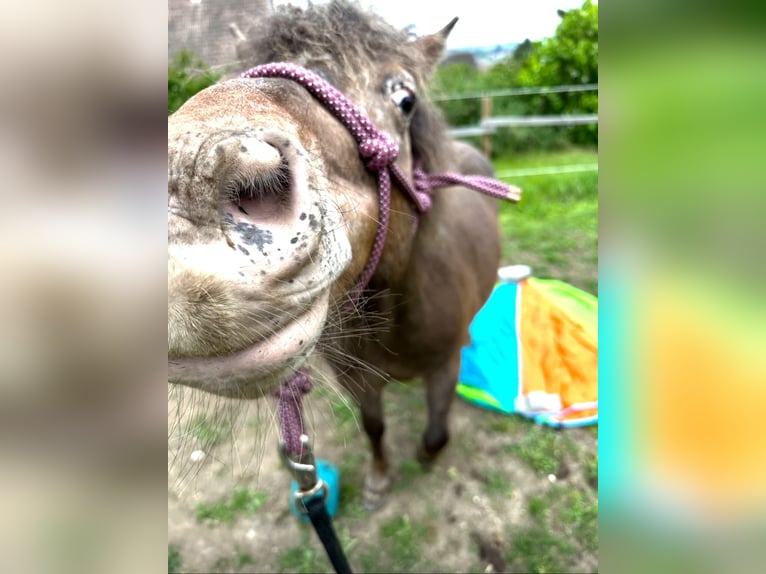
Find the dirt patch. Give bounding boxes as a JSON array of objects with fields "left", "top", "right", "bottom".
[{"left": 169, "top": 380, "right": 598, "bottom": 573}]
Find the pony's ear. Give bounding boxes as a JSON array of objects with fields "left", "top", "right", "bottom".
[{"left": 412, "top": 17, "right": 458, "bottom": 69}]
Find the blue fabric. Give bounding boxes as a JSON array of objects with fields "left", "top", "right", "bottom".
[
  {"left": 289, "top": 459, "right": 340, "bottom": 522},
  {"left": 459, "top": 282, "right": 521, "bottom": 413}
]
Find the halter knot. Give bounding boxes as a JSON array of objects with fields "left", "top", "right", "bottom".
[
  {"left": 273, "top": 368, "right": 313, "bottom": 456},
  {"left": 273, "top": 369, "right": 313, "bottom": 400},
  {"left": 359, "top": 134, "right": 399, "bottom": 171},
  {"left": 411, "top": 166, "right": 435, "bottom": 212}
]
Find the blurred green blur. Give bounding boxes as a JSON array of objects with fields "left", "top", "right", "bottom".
[{"left": 602, "top": 2, "right": 766, "bottom": 572}]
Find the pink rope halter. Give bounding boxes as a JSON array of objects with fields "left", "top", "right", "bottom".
[
  {"left": 240, "top": 62, "right": 521, "bottom": 455},
  {"left": 241, "top": 62, "right": 520, "bottom": 304}
]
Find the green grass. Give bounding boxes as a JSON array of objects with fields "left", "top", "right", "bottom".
[
  {"left": 541, "top": 485, "right": 599, "bottom": 554},
  {"left": 394, "top": 458, "right": 424, "bottom": 492},
  {"left": 235, "top": 551, "right": 256, "bottom": 568},
  {"left": 559, "top": 489, "right": 599, "bottom": 552},
  {"left": 506, "top": 524, "right": 576, "bottom": 573},
  {"left": 379, "top": 514, "right": 431, "bottom": 570},
  {"left": 507, "top": 425, "right": 565, "bottom": 476},
  {"left": 528, "top": 496, "right": 548, "bottom": 521},
  {"left": 186, "top": 414, "right": 230, "bottom": 448},
  {"left": 358, "top": 515, "right": 433, "bottom": 572},
  {"left": 195, "top": 487, "right": 268, "bottom": 525},
  {"left": 279, "top": 545, "right": 328, "bottom": 573},
  {"left": 584, "top": 451, "right": 599, "bottom": 490},
  {"left": 168, "top": 544, "right": 182, "bottom": 573},
  {"left": 484, "top": 413, "right": 526, "bottom": 434},
  {"left": 483, "top": 469, "right": 514, "bottom": 497},
  {"left": 278, "top": 525, "right": 358, "bottom": 573},
  {"left": 493, "top": 147, "right": 598, "bottom": 295},
  {"left": 328, "top": 394, "right": 358, "bottom": 428}
]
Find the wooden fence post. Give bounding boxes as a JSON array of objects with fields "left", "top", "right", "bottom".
[{"left": 481, "top": 94, "right": 492, "bottom": 158}]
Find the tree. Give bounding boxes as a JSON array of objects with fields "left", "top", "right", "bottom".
[
  {"left": 517, "top": 0, "right": 598, "bottom": 144},
  {"left": 431, "top": 62, "right": 484, "bottom": 127},
  {"left": 168, "top": 51, "right": 221, "bottom": 116}
]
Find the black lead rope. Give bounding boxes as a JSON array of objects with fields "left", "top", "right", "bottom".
[
  {"left": 305, "top": 496, "right": 353, "bottom": 574},
  {"left": 279, "top": 436, "right": 353, "bottom": 574}
]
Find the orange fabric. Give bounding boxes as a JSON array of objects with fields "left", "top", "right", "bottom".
[
  {"left": 640, "top": 278, "right": 766, "bottom": 514},
  {"left": 519, "top": 280, "right": 599, "bottom": 412}
]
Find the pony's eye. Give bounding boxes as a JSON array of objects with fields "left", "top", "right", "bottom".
[{"left": 391, "top": 86, "right": 417, "bottom": 117}]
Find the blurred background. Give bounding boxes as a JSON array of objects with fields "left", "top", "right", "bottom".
[{"left": 0, "top": 1, "right": 167, "bottom": 573}]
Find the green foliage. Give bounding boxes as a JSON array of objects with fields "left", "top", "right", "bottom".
[
  {"left": 517, "top": 0, "right": 599, "bottom": 145},
  {"left": 168, "top": 50, "right": 220, "bottom": 115},
  {"left": 518, "top": 1, "right": 598, "bottom": 88},
  {"left": 432, "top": 1, "right": 598, "bottom": 155},
  {"left": 432, "top": 63, "right": 484, "bottom": 126}
]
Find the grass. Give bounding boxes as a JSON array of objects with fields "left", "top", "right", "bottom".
[
  {"left": 195, "top": 487, "right": 268, "bottom": 525},
  {"left": 484, "top": 469, "right": 514, "bottom": 497},
  {"left": 506, "top": 524, "right": 576, "bottom": 573},
  {"left": 559, "top": 488, "right": 599, "bottom": 552},
  {"left": 511, "top": 483, "right": 599, "bottom": 571},
  {"left": 279, "top": 545, "right": 328, "bottom": 573},
  {"left": 507, "top": 424, "right": 565, "bottom": 476},
  {"left": 493, "top": 147, "right": 598, "bottom": 295},
  {"left": 394, "top": 458, "right": 424, "bottom": 492},
  {"left": 328, "top": 395, "right": 358, "bottom": 428},
  {"left": 278, "top": 525, "right": 359, "bottom": 573},
  {"left": 186, "top": 414, "right": 231, "bottom": 448},
  {"left": 358, "top": 514, "right": 433, "bottom": 572},
  {"left": 235, "top": 551, "right": 256, "bottom": 568},
  {"left": 481, "top": 167, "right": 600, "bottom": 572},
  {"left": 584, "top": 450, "right": 599, "bottom": 490},
  {"left": 168, "top": 544, "right": 182, "bottom": 573}
]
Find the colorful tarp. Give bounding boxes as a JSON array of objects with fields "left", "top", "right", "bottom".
[{"left": 457, "top": 277, "right": 598, "bottom": 428}]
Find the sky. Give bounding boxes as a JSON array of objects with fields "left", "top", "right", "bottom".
[{"left": 272, "top": 0, "right": 589, "bottom": 50}]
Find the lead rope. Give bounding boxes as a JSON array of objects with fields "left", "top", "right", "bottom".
[
  {"left": 243, "top": 62, "right": 521, "bottom": 574},
  {"left": 273, "top": 369, "right": 352, "bottom": 574}
]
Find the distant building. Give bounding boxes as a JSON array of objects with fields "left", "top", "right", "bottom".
[
  {"left": 441, "top": 43, "right": 519, "bottom": 71},
  {"left": 168, "top": 0, "right": 273, "bottom": 71},
  {"left": 440, "top": 51, "right": 479, "bottom": 69}
]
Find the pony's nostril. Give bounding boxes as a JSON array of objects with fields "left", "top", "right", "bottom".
[{"left": 224, "top": 139, "right": 293, "bottom": 220}]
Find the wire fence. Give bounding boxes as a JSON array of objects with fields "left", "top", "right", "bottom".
[
  {"left": 437, "top": 84, "right": 598, "bottom": 156},
  {"left": 495, "top": 163, "right": 598, "bottom": 179},
  {"left": 173, "top": 58, "right": 598, "bottom": 173},
  {"left": 432, "top": 83, "right": 599, "bottom": 102}
]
